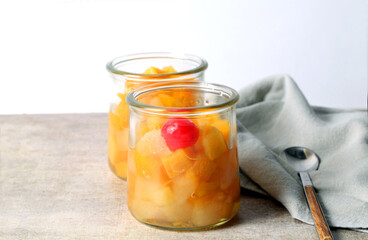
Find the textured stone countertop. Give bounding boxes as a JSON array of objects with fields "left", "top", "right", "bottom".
[{"left": 0, "top": 113, "right": 366, "bottom": 240}]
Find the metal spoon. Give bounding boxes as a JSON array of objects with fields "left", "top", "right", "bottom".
[{"left": 280, "top": 147, "right": 334, "bottom": 240}]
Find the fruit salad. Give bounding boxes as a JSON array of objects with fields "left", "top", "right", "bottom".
[
  {"left": 108, "top": 66, "right": 184, "bottom": 179},
  {"left": 127, "top": 114, "right": 240, "bottom": 229}
]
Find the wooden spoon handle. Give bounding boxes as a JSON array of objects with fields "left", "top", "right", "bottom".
[{"left": 304, "top": 185, "right": 334, "bottom": 240}]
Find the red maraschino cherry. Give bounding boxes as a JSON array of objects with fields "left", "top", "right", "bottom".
[{"left": 161, "top": 117, "right": 199, "bottom": 151}]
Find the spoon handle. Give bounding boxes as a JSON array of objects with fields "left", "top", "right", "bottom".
[{"left": 300, "top": 173, "right": 334, "bottom": 240}]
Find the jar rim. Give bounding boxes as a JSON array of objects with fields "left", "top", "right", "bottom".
[
  {"left": 126, "top": 81, "right": 239, "bottom": 116},
  {"left": 106, "top": 52, "right": 208, "bottom": 78}
]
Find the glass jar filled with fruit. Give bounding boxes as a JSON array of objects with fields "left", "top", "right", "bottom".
[
  {"left": 126, "top": 81, "right": 240, "bottom": 230},
  {"left": 106, "top": 53, "right": 208, "bottom": 180}
]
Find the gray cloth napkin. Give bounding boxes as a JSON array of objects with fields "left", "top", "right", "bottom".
[{"left": 236, "top": 74, "right": 368, "bottom": 231}]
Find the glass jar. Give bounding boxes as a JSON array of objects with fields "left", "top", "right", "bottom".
[
  {"left": 106, "top": 53, "right": 208, "bottom": 180},
  {"left": 126, "top": 81, "right": 240, "bottom": 230}
]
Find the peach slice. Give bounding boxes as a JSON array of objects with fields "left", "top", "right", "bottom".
[
  {"left": 161, "top": 66, "right": 176, "bottom": 73},
  {"left": 212, "top": 119, "right": 231, "bottom": 144},
  {"left": 202, "top": 125, "right": 228, "bottom": 161},
  {"left": 114, "top": 101, "right": 129, "bottom": 124},
  {"left": 189, "top": 157, "right": 217, "bottom": 181},
  {"left": 114, "top": 160, "right": 127, "bottom": 179},
  {"left": 116, "top": 128, "right": 129, "bottom": 151},
  {"left": 158, "top": 93, "right": 177, "bottom": 107},
  {"left": 133, "top": 151, "right": 161, "bottom": 179},
  {"left": 143, "top": 65, "right": 177, "bottom": 75},
  {"left": 109, "top": 110, "right": 124, "bottom": 130},
  {"left": 194, "top": 180, "right": 219, "bottom": 198},
  {"left": 144, "top": 66, "right": 161, "bottom": 74},
  {"left": 162, "top": 149, "right": 194, "bottom": 179}
]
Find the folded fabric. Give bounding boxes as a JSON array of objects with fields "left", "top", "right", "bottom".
[{"left": 236, "top": 74, "right": 368, "bottom": 231}]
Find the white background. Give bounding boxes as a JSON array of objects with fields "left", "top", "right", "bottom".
[{"left": 0, "top": 0, "right": 367, "bottom": 114}]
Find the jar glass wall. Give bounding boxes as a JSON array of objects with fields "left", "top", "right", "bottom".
[
  {"left": 126, "top": 81, "right": 240, "bottom": 230},
  {"left": 106, "top": 53, "right": 208, "bottom": 180}
]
